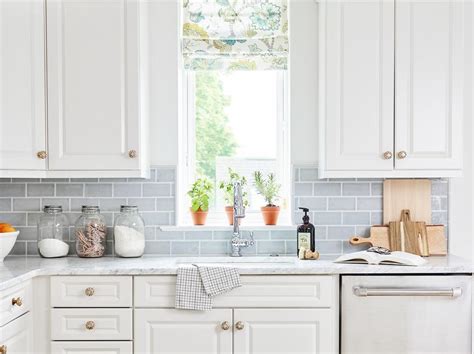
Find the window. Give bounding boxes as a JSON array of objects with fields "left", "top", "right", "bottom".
[{"left": 179, "top": 70, "right": 290, "bottom": 226}]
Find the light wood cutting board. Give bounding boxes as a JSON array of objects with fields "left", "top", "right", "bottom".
[{"left": 383, "top": 179, "right": 432, "bottom": 224}]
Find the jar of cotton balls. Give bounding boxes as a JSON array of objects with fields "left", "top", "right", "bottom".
[
  {"left": 114, "top": 205, "right": 145, "bottom": 258},
  {"left": 37, "top": 205, "right": 70, "bottom": 258}
]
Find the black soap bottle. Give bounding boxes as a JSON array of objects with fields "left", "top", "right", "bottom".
[{"left": 297, "top": 207, "right": 315, "bottom": 255}]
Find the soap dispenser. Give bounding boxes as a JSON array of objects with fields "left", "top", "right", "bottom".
[{"left": 297, "top": 207, "right": 315, "bottom": 255}]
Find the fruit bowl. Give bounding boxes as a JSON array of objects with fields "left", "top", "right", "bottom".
[{"left": 0, "top": 231, "right": 19, "bottom": 262}]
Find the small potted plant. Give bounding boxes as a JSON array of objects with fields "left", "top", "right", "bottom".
[
  {"left": 219, "top": 168, "right": 249, "bottom": 225},
  {"left": 188, "top": 177, "right": 213, "bottom": 225},
  {"left": 253, "top": 171, "right": 281, "bottom": 225}
]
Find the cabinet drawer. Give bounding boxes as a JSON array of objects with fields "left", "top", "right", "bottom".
[
  {"left": 51, "top": 308, "right": 132, "bottom": 341},
  {"left": 51, "top": 341, "right": 132, "bottom": 353},
  {"left": 0, "top": 280, "right": 32, "bottom": 327},
  {"left": 51, "top": 276, "right": 132, "bottom": 308},
  {"left": 135, "top": 275, "right": 336, "bottom": 308},
  {"left": 0, "top": 312, "right": 33, "bottom": 353}
]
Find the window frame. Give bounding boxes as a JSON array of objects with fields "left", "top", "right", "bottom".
[{"left": 177, "top": 70, "right": 291, "bottom": 226}]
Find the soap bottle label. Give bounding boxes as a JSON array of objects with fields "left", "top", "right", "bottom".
[{"left": 298, "top": 232, "right": 311, "bottom": 250}]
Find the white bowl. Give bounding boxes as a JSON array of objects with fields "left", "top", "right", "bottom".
[{"left": 0, "top": 231, "right": 19, "bottom": 262}]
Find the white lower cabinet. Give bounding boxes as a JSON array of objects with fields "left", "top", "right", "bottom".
[
  {"left": 0, "top": 312, "right": 33, "bottom": 354},
  {"left": 51, "top": 341, "right": 132, "bottom": 354},
  {"left": 134, "top": 309, "right": 233, "bottom": 354}
]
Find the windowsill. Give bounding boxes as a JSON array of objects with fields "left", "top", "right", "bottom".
[{"left": 159, "top": 225, "right": 296, "bottom": 232}]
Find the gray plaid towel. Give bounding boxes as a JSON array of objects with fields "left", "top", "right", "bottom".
[{"left": 175, "top": 265, "right": 241, "bottom": 311}]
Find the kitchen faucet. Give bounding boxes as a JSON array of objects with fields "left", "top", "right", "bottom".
[{"left": 231, "top": 181, "right": 254, "bottom": 257}]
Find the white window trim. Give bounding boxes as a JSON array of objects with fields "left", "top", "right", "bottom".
[{"left": 178, "top": 71, "right": 291, "bottom": 227}]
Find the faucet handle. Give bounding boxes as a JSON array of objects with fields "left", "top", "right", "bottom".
[{"left": 245, "top": 231, "right": 255, "bottom": 246}]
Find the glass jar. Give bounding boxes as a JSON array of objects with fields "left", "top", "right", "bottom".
[
  {"left": 75, "top": 206, "right": 107, "bottom": 258},
  {"left": 114, "top": 205, "right": 145, "bottom": 258},
  {"left": 37, "top": 205, "right": 69, "bottom": 258}
]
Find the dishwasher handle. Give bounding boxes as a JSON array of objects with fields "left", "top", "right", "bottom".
[{"left": 353, "top": 286, "right": 462, "bottom": 298}]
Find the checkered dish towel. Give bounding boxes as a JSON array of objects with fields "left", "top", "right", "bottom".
[{"left": 175, "top": 265, "right": 241, "bottom": 311}]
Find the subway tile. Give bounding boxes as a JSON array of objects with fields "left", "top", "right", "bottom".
[
  {"left": 100, "top": 178, "right": 127, "bottom": 182},
  {"left": 0, "top": 213, "right": 27, "bottom": 226},
  {"left": 125, "top": 198, "right": 155, "bottom": 212},
  {"left": 13, "top": 178, "right": 40, "bottom": 182},
  {"left": 145, "top": 227, "right": 156, "bottom": 240},
  {"left": 316, "top": 240, "right": 342, "bottom": 254},
  {"left": 141, "top": 212, "right": 171, "bottom": 226},
  {"left": 15, "top": 227, "right": 37, "bottom": 241},
  {"left": 27, "top": 241, "right": 39, "bottom": 256},
  {"left": 342, "top": 183, "right": 370, "bottom": 196},
  {"left": 143, "top": 183, "right": 170, "bottom": 197},
  {"left": 71, "top": 198, "right": 99, "bottom": 212},
  {"left": 114, "top": 183, "right": 142, "bottom": 197},
  {"left": 270, "top": 230, "right": 294, "bottom": 240},
  {"left": 371, "top": 212, "right": 383, "bottom": 225},
  {"left": 298, "top": 197, "right": 327, "bottom": 211},
  {"left": 0, "top": 198, "right": 11, "bottom": 211},
  {"left": 200, "top": 241, "right": 229, "bottom": 255},
  {"left": 0, "top": 178, "right": 11, "bottom": 182},
  {"left": 41, "top": 198, "right": 70, "bottom": 211},
  {"left": 299, "top": 168, "right": 318, "bottom": 182},
  {"left": 432, "top": 182, "right": 448, "bottom": 196},
  {"left": 171, "top": 241, "right": 199, "bottom": 255},
  {"left": 27, "top": 212, "right": 42, "bottom": 226},
  {"left": 13, "top": 198, "right": 41, "bottom": 211},
  {"left": 185, "top": 231, "right": 212, "bottom": 240},
  {"left": 213, "top": 231, "right": 232, "bottom": 240},
  {"left": 328, "top": 197, "right": 356, "bottom": 210},
  {"left": 313, "top": 183, "right": 341, "bottom": 196},
  {"left": 156, "top": 168, "right": 175, "bottom": 182},
  {"left": 432, "top": 211, "right": 448, "bottom": 225},
  {"left": 294, "top": 183, "right": 312, "bottom": 196},
  {"left": 356, "top": 226, "right": 371, "bottom": 237},
  {"left": 157, "top": 230, "right": 185, "bottom": 240},
  {"left": 41, "top": 178, "right": 69, "bottom": 182},
  {"left": 285, "top": 240, "right": 297, "bottom": 255},
  {"left": 357, "top": 197, "right": 383, "bottom": 211},
  {"left": 315, "top": 226, "right": 327, "bottom": 239},
  {"left": 327, "top": 226, "right": 355, "bottom": 240},
  {"left": 343, "top": 240, "right": 368, "bottom": 253},
  {"left": 257, "top": 240, "right": 285, "bottom": 255},
  {"left": 10, "top": 241, "right": 26, "bottom": 256},
  {"left": 56, "top": 184, "right": 84, "bottom": 197},
  {"left": 371, "top": 183, "right": 383, "bottom": 196},
  {"left": 99, "top": 198, "right": 127, "bottom": 212},
  {"left": 71, "top": 178, "right": 99, "bottom": 182},
  {"left": 0, "top": 184, "right": 25, "bottom": 197},
  {"left": 313, "top": 212, "right": 342, "bottom": 225},
  {"left": 431, "top": 197, "right": 442, "bottom": 211},
  {"left": 293, "top": 169, "right": 300, "bottom": 182},
  {"left": 85, "top": 184, "right": 113, "bottom": 197},
  {"left": 155, "top": 197, "right": 175, "bottom": 211},
  {"left": 145, "top": 241, "right": 170, "bottom": 255},
  {"left": 27, "top": 184, "right": 54, "bottom": 197},
  {"left": 342, "top": 212, "right": 371, "bottom": 225}
]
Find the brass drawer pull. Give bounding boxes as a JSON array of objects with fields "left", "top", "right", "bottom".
[
  {"left": 11, "top": 297, "right": 22, "bottom": 307},
  {"left": 221, "top": 321, "right": 230, "bottom": 330},
  {"left": 235, "top": 321, "right": 245, "bottom": 330},
  {"left": 0, "top": 345, "right": 7, "bottom": 353},
  {"left": 37, "top": 151, "right": 47, "bottom": 159},
  {"left": 383, "top": 151, "right": 393, "bottom": 160},
  {"left": 85, "top": 287, "right": 95, "bottom": 297},
  {"left": 397, "top": 151, "right": 407, "bottom": 159},
  {"left": 128, "top": 150, "right": 137, "bottom": 158},
  {"left": 85, "top": 321, "right": 95, "bottom": 330}
]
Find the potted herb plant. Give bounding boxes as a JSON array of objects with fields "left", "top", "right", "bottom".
[
  {"left": 218, "top": 168, "right": 249, "bottom": 225},
  {"left": 253, "top": 171, "right": 281, "bottom": 225},
  {"left": 188, "top": 177, "right": 213, "bottom": 225}
]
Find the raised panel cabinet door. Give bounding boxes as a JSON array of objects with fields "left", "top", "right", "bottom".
[
  {"left": 233, "top": 309, "right": 337, "bottom": 354},
  {"left": 0, "top": 0, "right": 46, "bottom": 170},
  {"left": 47, "top": 0, "right": 142, "bottom": 171},
  {"left": 0, "top": 312, "right": 33, "bottom": 353},
  {"left": 395, "top": 0, "right": 464, "bottom": 171},
  {"left": 321, "top": 0, "right": 395, "bottom": 173},
  {"left": 134, "top": 309, "right": 233, "bottom": 354}
]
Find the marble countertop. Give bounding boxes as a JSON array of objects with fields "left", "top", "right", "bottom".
[{"left": 0, "top": 255, "right": 472, "bottom": 291}]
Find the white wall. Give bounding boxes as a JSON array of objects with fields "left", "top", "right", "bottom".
[{"left": 148, "top": 0, "right": 319, "bottom": 166}]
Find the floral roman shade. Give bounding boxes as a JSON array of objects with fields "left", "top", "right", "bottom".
[{"left": 182, "top": 0, "right": 289, "bottom": 71}]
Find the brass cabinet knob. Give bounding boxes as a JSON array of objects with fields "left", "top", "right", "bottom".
[
  {"left": 383, "top": 151, "right": 393, "bottom": 160},
  {"left": 235, "top": 321, "right": 245, "bottom": 330},
  {"left": 11, "top": 297, "right": 22, "bottom": 307},
  {"left": 221, "top": 321, "right": 230, "bottom": 331},
  {"left": 0, "top": 345, "right": 7, "bottom": 353},
  {"left": 397, "top": 151, "right": 407, "bottom": 159},
  {"left": 85, "top": 321, "right": 95, "bottom": 330},
  {"left": 37, "top": 151, "right": 47, "bottom": 159},
  {"left": 128, "top": 150, "right": 137, "bottom": 158},
  {"left": 85, "top": 287, "right": 95, "bottom": 297}
]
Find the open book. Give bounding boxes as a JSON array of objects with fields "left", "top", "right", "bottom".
[{"left": 334, "top": 251, "right": 427, "bottom": 266}]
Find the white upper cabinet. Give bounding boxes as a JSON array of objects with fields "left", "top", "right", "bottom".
[
  {"left": 0, "top": 0, "right": 46, "bottom": 171},
  {"left": 320, "top": 0, "right": 466, "bottom": 178},
  {"left": 321, "top": 0, "right": 395, "bottom": 172},
  {"left": 47, "top": 0, "right": 147, "bottom": 174},
  {"left": 395, "top": 1, "right": 464, "bottom": 171}
]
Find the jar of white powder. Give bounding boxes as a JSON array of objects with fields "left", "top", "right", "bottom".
[
  {"left": 37, "top": 205, "right": 70, "bottom": 258},
  {"left": 114, "top": 205, "right": 145, "bottom": 258}
]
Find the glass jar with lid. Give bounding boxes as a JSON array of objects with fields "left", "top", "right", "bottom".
[
  {"left": 37, "top": 205, "right": 69, "bottom": 258},
  {"left": 75, "top": 206, "right": 107, "bottom": 258},
  {"left": 114, "top": 205, "right": 145, "bottom": 258}
]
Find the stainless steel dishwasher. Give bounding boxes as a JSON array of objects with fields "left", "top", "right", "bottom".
[{"left": 341, "top": 275, "right": 472, "bottom": 354}]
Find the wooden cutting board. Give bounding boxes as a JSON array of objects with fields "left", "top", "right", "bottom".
[
  {"left": 383, "top": 179, "right": 432, "bottom": 224},
  {"left": 349, "top": 226, "right": 390, "bottom": 249}
]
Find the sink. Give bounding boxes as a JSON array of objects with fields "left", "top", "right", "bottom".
[{"left": 175, "top": 256, "right": 296, "bottom": 266}]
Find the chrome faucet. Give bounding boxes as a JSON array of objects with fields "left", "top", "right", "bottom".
[{"left": 231, "top": 181, "right": 254, "bottom": 257}]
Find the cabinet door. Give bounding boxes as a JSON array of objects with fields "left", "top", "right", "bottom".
[
  {"left": 233, "top": 309, "right": 336, "bottom": 354},
  {"left": 395, "top": 0, "right": 464, "bottom": 171},
  {"left": 0, "top": 0, "right": 46, "bottom": 170},
  {"left": 134, "top": 309, "right": 232, "bottom": 354},
  {"left": 47, "top": 0, "right": 142, "bottom": 171},
  {"left": 321, "top": 0, "right": 395, "bottom": 172},
  {"left": 0, "top": 312, "right": 33, "bottom": 353}
]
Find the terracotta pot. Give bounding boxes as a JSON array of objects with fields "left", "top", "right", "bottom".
[
  {"left": 224, "top": 206, "right": 242, "bottom": 226},
  {"left": 261, "top": 206, "right": 280, "bottom": 225},
  {"left": 190, "top": 208, "right": 208, "bottom": 225}
]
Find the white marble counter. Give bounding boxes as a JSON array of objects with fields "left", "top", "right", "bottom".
[{"left": 0, "top": 255, "right": 472, "bottom": 291}]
